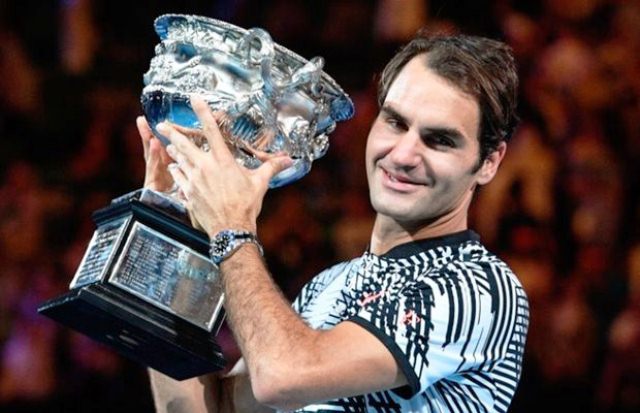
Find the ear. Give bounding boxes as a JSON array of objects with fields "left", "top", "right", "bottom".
[{"left": 476, "top": 141, "right": 507, "bottom": 186}]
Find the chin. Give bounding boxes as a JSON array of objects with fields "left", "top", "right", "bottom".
[{"left": 372, "top": 199, "right": 419, "bottom": 222}]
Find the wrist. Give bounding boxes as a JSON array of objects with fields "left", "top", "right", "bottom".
[
  {"left": 209, "top": 229, "right": 264, "bottom": 266},
  {"left": 205, "top": 221, "right": 257, "bottom": 239}
]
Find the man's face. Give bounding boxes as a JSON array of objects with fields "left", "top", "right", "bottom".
[{"left": 366, "top": 55, "right": 499, "bottom": 228}]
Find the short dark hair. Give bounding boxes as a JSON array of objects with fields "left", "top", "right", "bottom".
[{"left": 378, "top": 32, "right": 519, "bottom": 163}]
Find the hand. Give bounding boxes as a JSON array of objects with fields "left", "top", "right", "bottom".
[
  {"left": 136, "top": 116, "right": 174, "bottom": 192},
  {"left": 156, "top": 96, "right": 293, "bottom": 237}
]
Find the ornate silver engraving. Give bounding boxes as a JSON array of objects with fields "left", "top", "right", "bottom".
[{"left": 141, "top": 14, "right": 354, "bottom": 187}]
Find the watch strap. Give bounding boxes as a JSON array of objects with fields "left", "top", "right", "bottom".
[{"left": 209, "top": 229, "right": 264, "bottom": 265}]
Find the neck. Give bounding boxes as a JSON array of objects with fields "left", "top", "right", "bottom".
[{"left": 369, "top": 200, "right": 471, "bottom": 256}]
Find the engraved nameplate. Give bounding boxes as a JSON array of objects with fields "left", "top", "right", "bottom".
[
  {"left": 110, "top": 222, "right": 224, "bottom": 331},
  {"left": 71, "top": 216, "right": 131, "bottom": 288}
]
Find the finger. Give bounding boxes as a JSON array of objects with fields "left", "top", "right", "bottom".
[
  {"left": 167, "top": 163, "right": 190, "bottom": 198},
  {"left": 157, "top": 121, "right": 201, "bottom": 162},
  {"left": 155, "top": 138, "right": 173, "bottom": 167},
  {"left": 190, "top": 96, "right": 232, "bottom": 160},
  {"left": 136, "top": 116, "right": 153, "bottom": 161},
  {"left": 166, "top": 144, "right": 194, "bottom": 178},
  {"left": 148, "top": 134, "right": 174, "bottom": 173},
  {"left": 233, "top": 129, "right": 277, "bottom": 163},
  {"left": 143, "top": 140, "right": 174, "bottom": 190},
  {"left": 148, "top": 136, "right": 169, "bottom": 164},
  {"left": 254, "top": 155, "right": 294, "bottom": 185},
  {"left": 137, "top": 116, "right": 170, "bottom": 168},
  {"left": 172, "top": 123, "right": 203, "bottom": 137}
]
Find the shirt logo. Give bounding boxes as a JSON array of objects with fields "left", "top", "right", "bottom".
[
  {"left": 357, "top": 290, "right": 386, "bottom": 307},
  {"left": 402, "top": 309, "right": 422, "bottom": 325}
]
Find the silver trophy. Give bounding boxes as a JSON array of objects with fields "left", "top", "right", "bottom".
[
  {"left": 38, "top": 14, "right": 354, "bottom": 380},
  {"left": 143, "top": 14, "right": 354, "bottom": 187}
]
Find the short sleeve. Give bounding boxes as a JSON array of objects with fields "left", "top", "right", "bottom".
[
  {"left": 348, "top": 278, "right": 478, "bottom": 398},
  {"left": 292, "top": 260, "right": 355, "bottom": 322}
]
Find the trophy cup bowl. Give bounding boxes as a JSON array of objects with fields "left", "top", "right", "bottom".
[
  {"left": 37, "top": 14, "right": 354, "bottom": 380},
  {"left": 142, "top": 14, "right": 354, "bottom": 188}
]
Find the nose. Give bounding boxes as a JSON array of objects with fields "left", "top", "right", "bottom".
[{"left": 387, "top": 132, "right": 421, "bottom": 168}]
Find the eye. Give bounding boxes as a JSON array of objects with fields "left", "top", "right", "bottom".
[
  {"left": 384, "top": 116, "right": 407, "bottom": 131},
  {"left": 425, "top": 134, "right": 456, "bottom": 148}
]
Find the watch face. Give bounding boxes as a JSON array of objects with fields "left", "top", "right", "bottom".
[
  {"left": 212, "top": 231, "right": 233, "bottom": 257},
  {"left": 210, "top": 230, "right": 261, "bottom": 265}
]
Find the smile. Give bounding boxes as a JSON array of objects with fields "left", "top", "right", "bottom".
[{"left": 380, "top": 167, "right": 425, "bottom": 191}]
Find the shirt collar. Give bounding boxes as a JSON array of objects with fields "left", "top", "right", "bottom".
[{"left": 375, "top": 230, "right": 480, "bottom": 259}]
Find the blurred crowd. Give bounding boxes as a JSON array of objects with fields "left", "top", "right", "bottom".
[{"left": 0, "top": 0, "right": 639, "bottom": 412}]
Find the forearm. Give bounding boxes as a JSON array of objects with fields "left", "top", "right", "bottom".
[
  {"left": 219, "top": 245, "right": 321, "bottom": 407},
  {"left": 149, "top": 365, "right": 274, "bottom": 413},
  {"left": 149, "top": 370, "right": 219, "bottom": 413}
]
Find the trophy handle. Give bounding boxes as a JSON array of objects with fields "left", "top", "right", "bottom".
[
  {"left": 286, "top": 57, "right": 324, "bottom": 95},
  {"left": 236, "top": 28, "right": 277, "bottom": 97},
  {"left": 236, "top": 28, "right": 325, "bottom": 100}
]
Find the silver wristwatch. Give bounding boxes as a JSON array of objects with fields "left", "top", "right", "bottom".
[{"left": 209, "top": 229, "right": 264, "bottom": 265}]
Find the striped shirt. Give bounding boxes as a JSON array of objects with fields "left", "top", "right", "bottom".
[{"left": 290, "top": 230, "right": 529, "bottom": 412}]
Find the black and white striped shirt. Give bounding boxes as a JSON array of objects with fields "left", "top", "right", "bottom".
[{"left": 291, "top": 230, "right": 529, "bottom": 412}]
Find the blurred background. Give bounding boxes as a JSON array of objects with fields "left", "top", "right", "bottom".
[{"left": 0, "top": 0, "right": 639, "bottom": 412}]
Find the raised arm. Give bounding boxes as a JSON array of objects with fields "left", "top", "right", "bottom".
[
  {"left": 156, "top": 97, "right": 408, "bottom": 411},
  {"left": 138, "top": 116, "right": 273, "bottom": 413}
]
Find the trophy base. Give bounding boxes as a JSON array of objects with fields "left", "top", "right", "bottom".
[
  {"left": 38, "top": 271, "right": 225, "bottom": 380},
  {"left": 38, "top": 190, "right": 227, "bottom": 380}
]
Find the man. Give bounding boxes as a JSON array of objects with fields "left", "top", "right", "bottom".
[{"left": 139, "top": 31, "right": 529, "bottom": 412}]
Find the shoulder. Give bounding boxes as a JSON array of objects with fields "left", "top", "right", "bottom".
[
  {"left": 401, "top": 240, "right": 528, "bottom": 311},
  {"left": 451, "top": 240, "right": 526, "bottom": 293},
  {"left": 444, "top": 241, "right": 530, "bottom": 329}
]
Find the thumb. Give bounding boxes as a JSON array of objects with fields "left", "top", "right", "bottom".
[
  {"left": 255, "top": 155, "right": 294, "bottom": 184},
  {"left": 136, "top": 116, "right": 153, "bottom": 161}
]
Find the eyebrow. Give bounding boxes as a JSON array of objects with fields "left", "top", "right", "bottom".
[
  {"left": 380, "top": 106, "right": 409, "bottom": 129},
  {"left": 380, "top": 105, "right": 467, "bottom": 143},
  {"left": 420, "top": 126, "right": 466, "bottom": 144}
]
